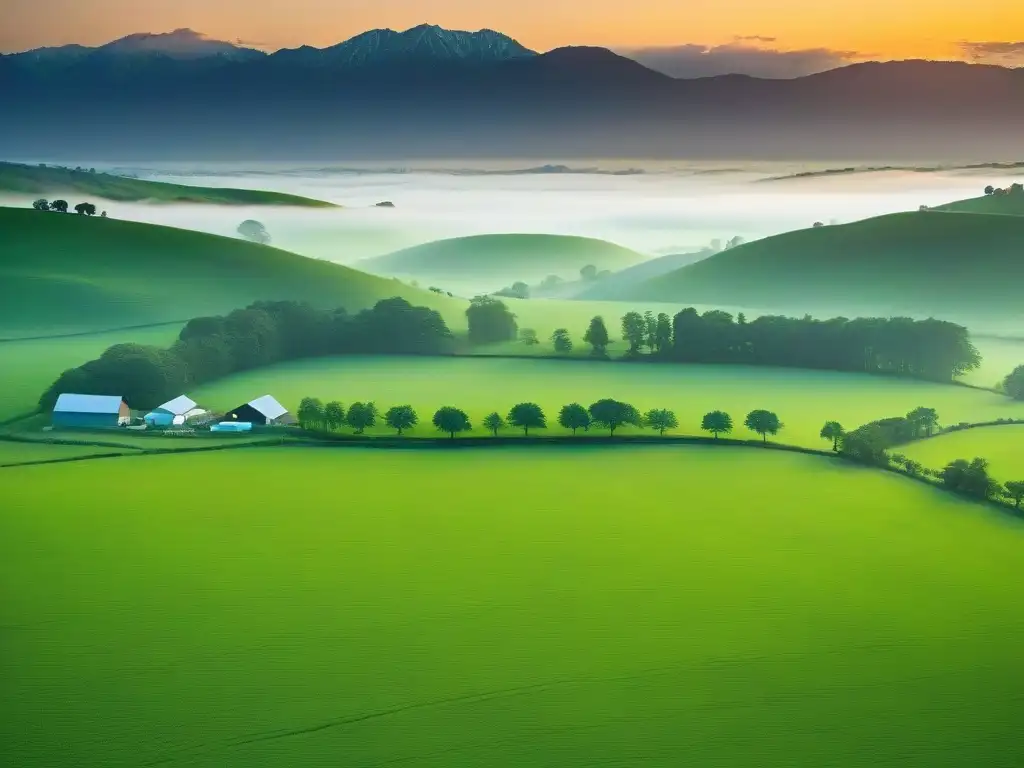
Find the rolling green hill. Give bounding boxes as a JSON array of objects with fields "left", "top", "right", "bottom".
[
  {"left": 620, "top": 211, "right": 1024, "bottom": 328},
  {"left": 934, "top": 192, "right": 1024, "bottom": 216},
  {"left": 0, "top": 162, "right": 336, "bottom": 207},
  {"left": 0, "top": 206, "right": 456, "bottom": 337},
  {"left": 358, "top": 234, "right": 648, "bottom": 291}
]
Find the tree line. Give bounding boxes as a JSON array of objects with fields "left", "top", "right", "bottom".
[
  {"left": 837, "top": 408, "right": 1024, "bottom": 509},
  {"left": 465, "top": 300, "right": 981, "bottom": 383},
  {"left": 32, "top": 199, "right": 103, "bottom": 216},
  {"left": 296, "top": 398, "right": 786, "bottom": 442},
  {"left": 39, "top": 298, "right": 453, "bottom": 411}
]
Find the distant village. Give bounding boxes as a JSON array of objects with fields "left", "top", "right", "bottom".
[{"left": 50, "top": 392, "right": 295, "bottom": 433}]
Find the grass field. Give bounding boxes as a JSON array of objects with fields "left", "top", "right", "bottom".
[
  {"left": 613, "top": 211, "right": 1024, "bottom": 331},
  {"left": 190, "top": 356, "right": 1024, "bottom": 447},
  {"left": 0, "top": 162, "right": 336, "bottom": 207},
  {"left": 2, "top": 446, "right": 1023, "bottom": 767},
  {"left": 0, "top": 207, "right": 458, "bottom": 336},
  {"left": 358, "top": 234, "right": 648, "bottom": 293},
  {"left": 901, "top": 425, "right": 1024, "bottom": 484},
  {"left": 0, "top": 439, "right": 131, "bottom": 464}
]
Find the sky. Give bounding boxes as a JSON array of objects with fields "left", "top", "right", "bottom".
[{"left": 3, "top": 0, "right": 1022, "bottom": 76}]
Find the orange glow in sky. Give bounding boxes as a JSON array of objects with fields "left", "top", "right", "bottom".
[{"left": 3, "top": 0, "right": 1022, "bottom": 60}]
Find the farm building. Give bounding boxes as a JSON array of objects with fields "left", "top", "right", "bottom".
[
  {"left": 144, "top": 395, "right": 207, "bottom": 428},
  {"left": 52, "top": 394, "right": 130, "bottom": 428},
  {"left": 224, "top": 395, "right": 295, "bottom": 426}
]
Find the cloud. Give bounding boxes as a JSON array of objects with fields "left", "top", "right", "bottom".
[
  {"left": 735, "top": 35, "right": 778, "bottom": 43},
  {"left": 958, "top": 41, "right": 1024, "bottom": 63},
  {"left": 619, "top": 42, "right": 866, "bottom": 79}
]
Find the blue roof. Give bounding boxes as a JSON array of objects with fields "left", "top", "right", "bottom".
[{"left": 53, "top": 393, "right": 125, "bottom": 414}]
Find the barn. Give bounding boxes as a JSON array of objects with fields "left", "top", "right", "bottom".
[
  {"left": 52, "top": 394, "right": 131, "bottom": 428},
  {"left": 224, "top": 395, "right": 294, "bottom": 426},
  {"left": 144, "top": 395, "right": 207, "bottom": 427}
]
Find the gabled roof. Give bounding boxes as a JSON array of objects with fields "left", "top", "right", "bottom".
[
  {"left": 53, "top": 393, "right": 125, "bottom": 414},
  {"left": 248, "top": 394, "right": 288, "bottom": 420},
  {"left": 155, "top": 395, "right": 198, "bottom": 416}
]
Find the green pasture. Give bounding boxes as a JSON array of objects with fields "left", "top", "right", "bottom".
[
  {"left": 901, "top": 425, "right": 1024, "bottom": 483},
  {"left": 0, "top": 439, "right": 131, "bottom": 465},
  {"left": 2, "top": 446, "right": 1023, "bottom": 767},
  {"left": 935, "top": 193, "right": 1024, "bottom": 216},
  {"left": 191, "top": 356, "right": 1024, "bottom": 447}
]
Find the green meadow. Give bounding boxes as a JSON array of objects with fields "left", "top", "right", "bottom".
[
  {"left": 191, "top": 356, "right": 1024, "bottom": 447},
  {"left": 901, "top": 425, "right": 1024, "bottom": 483},
  {"left": 3, "top": 447, "right": 1023, "bottom": 768}
]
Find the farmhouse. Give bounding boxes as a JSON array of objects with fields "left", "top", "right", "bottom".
[
  {"left": 144, "top": 395, "right": 207, "bottom": 427},
  {"left": 52, "top": 393, "right": 130, "bottom": 428},
  {"left": 224, "top": 395, "right": 294, "bottom": 426}
]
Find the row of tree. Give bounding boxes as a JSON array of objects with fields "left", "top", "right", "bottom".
[
  {"left": 296, "top": 398, "right": 786, "bottom": 441},
  {"left": 32, "top": 199, "right": 102, "bottom": 216},
  {"left": 464, "top": 298, "right": 981, "bottom": 382},
  {"left": 40, "top": 298, "right": 454, "bottom": 411}
]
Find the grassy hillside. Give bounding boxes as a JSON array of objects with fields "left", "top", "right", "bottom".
[
  {"left": 0, "top": 162, "right": 336, "bottom": 207},
  {"left": 572, "top": 249, "right": 716, "bottom": 300},
  {"left": 623, "top": 212, "right": 1024, "bottom": 326},
  {"left": 934, "top": 192, "right": 1024, "bottom": 216},
  {"left": 191, "top": 356, "right": 1024, "bottom": 448},
  {"left": 358, "top": 234, "right": 648, "bottom": 290},
  {"left": 0, "top": 207, "right": 457, "bottom": 337},
  {"left": 4, "top": 446, "right": 1024, "bottom": 767}
]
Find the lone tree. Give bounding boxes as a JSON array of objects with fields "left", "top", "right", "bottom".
[
  {"left": 744, "top": 410, "right": 782, "bottom": 443},
  {"left": 385, "top": 405, "right": 418, "bottom": 435},
  {"left": 551, "top": 328, "right": 573, "bottom": 355},
  {"left": 1003, "top": 365, "right": 1024, "bottom": 400},
  {"left": 589, "top": 399, "right": 641, "bottom": 436},
  {"left": 238, "top": 219, "right": 271, "bottom": 244},
  {"left": 644, "top": 409, "right": 678, "bottom": 436},
  {"left": 482, "top": 412, "right": 506, "bottom": 436},
  {"left": 324, "top": 401, "right": 346, "bottom": 431},
  {"left": 32, "top": 199, "right": 50, "bottom": 211},
  {"left": 701, "top": 410, "right": 733, "bottom": 439},
  {"left": 580, "top": 264, "right": 598, "bottom": 281},
  {"left": 819, "top": 421, "right": 845, "bottom": 451},
  {"left": 297, "top": 397, "right": 325, "bottom": 429},
  {"left": 466, "top": 296, "right": 518, "bottom": 344},
  {"left": 347, "top": 402, "right": 378, "bottom": 435},
  {"left": 906, "top": 407, "right": 939, "bottom": 437},
  {"left": 74, "top": 202, "right": 97, "bottom": 216},
  {"left": 519, "top": 328, "right": 540, "bottom": 346},
  {"left": 433, "top": 406, "right": 471, "bottom": 438},
  {"left": 621, "top": 312, "right": 647, "bottom": 355},
  {"left": 558, "top": 403, "right": 591, "bottom": 434},
  {"left": 51, "top": 199, "right": 69, "bottom": 213},
  {"left": 508, "top": 402, "right": 546, "bottom": 435},
  {"left": 984, "top": 185, "right": 995, "bottom": 195},
  {"left": 584, "top": 316, "right": 610, "bottom": 357},
  {"left": 1003, "top": 480, "right": 1024, "bottom": 509}
]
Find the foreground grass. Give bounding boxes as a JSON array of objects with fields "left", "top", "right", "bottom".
[
  {"left": 901, "top": 425, "right": 1024, "bottom": 483},
  {"left": 2, "top": 446, "right": 1023, "bottom": 767},
  {"left": 0, "top": 162, "right": 337, "bottom": 207},
  {"left": 192, "top": 356, "right": 1024, "bottom": 448}
]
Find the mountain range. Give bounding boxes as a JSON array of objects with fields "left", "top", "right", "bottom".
[{"left": 3, "top": 25, "right": 1023, "bottom": 160}]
